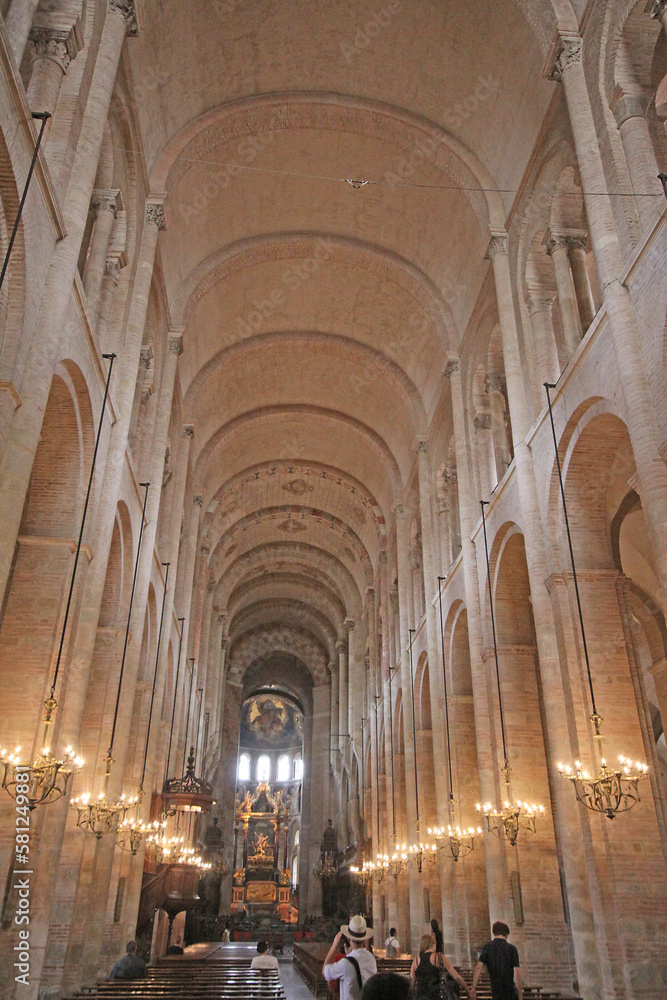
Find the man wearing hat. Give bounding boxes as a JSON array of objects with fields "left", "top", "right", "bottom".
[{"left": 323, "top": 915, "right": 377, "bottom": 1000}]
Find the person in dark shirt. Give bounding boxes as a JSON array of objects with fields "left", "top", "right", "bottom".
[
  {"left": 471, "top": 922, "right": 522, "bottom": 1000},
  {"left": 109, "top": 940, "right": 148, "bottom": 980}
]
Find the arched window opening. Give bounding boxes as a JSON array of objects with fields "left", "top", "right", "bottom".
[
  {"left": 293, "top": 755, "right": 303, "bottom": 780},
  {"left": 238, "top": 754, "right": 250, "bottom": 781},
  {"left": 257, "top": 755, "right": 271, "bottom": 782},
  {"left": 277, "top": 755, "right": 290, "bottom": 781}
]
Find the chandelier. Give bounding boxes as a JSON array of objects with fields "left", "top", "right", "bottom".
[
  {"left": 479, "top": 501, "right": 545, "bottom": 845},
  {"left": 476, "top": 787, "right": 544, "bottom": 847},
  {"left": 429, "top": 823, "right": 480, "bottom": 862},
  {"left": 117, "top": 817, "right": 165, "bottom": 856},
  {"left": 1, "top": 734, "right": 83, "bottom": 811},
  {"left": 0, "top": 357, "right": 116, "bottom": 811},
  {"left": 312, "top": 852, "right": 339, "bottom": 879},
  {"left": 350, "top": 862, "right": 373, "bottom": 886},
  {"left": 545, "top": 384, "right": 649, "bottom": 819},
  {"left": 211, "top": 852, "right": 231, "bottom": 876},
  {"left": 557, "top": 749, "right": 648, "bottom": 819}
]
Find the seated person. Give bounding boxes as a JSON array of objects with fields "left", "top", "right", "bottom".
[
  {"left": 166, "top": 944, "right": 184, "bottom": 955},
  {"left": 250, "top": 940, "right": 280, "bottom": 975},
  {"left": 109, "top": 941, "right": 147, "bottom": 980}
]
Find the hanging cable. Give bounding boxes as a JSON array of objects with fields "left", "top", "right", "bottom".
[
  {"left": 544, "top": 383, "right": 599, "bottom": 722},
  {"left": 437, "top": 577, "right": 455, "bottom": 813},
  {"left": 408, "top": 629, "right": 420, "bottom": 827},
  {"left": 139, "top": 562, "right": 170, "bottom": 794},
  {"left": 181, "top": 659, "right": 195, "bottom": 775},
  {"left": 480, "top": 500, "right": 509, "bottom": 772},
  {"left": 164, "top": 617, "right": 185, "bottom": 785},
  {"left": 106, "top": 481, "right": 150, "bottom": 766}
]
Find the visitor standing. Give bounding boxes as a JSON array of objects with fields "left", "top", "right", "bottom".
[
  {"left": 471, "top": 922, "right": 522, "bottom": 1000},
  {"left": 385, "top": 927, "right": 401, "bottom": 957},
  {"left": 323, "top": 915, "right": 377, "bottom": 1000},
  {"left": 411, "top": 932, "right": 471, "bottom": 1000}
]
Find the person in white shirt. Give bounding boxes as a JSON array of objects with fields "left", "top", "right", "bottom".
[
  {"left": 323, "top": 915, "right": 378, "bottom": 1000},
  {"left": 385, "top": 928, "right": 401, "bottom": 957},
  {"left": 250, "top": 940, "right": 280, "bottom": 975}
]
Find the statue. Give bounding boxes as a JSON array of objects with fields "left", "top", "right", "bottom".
[
  {"left": 253, "top": 832, "right": 272, "bottom": 857},
  {"left": 321, "top": 818, "right": 337, "bottom": 853}
]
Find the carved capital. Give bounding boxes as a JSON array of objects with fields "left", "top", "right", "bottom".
[
  {"left": 183, "top": 424, "right": 195, "bottom": 439},
  {"left": 344, "top": 618, "right": 355, "bottom": 632},
  {"left": 91, "top": 188, "right": 121, "bottom": 219},
  {"left": 443, "top": 358, "right": 460, "bottom": 380},
  {"left": 548, "top": 36, "right": 582, "bottom": 82},
  {"left": 221, "top": 635, "right": 231, "bottom": 649},
  {"left": 416, "top": 439, "right": 428, "bottom": 456},
  {"left": 611, "top": 92, "right": 650, "bottom": 128},
  {"left": 207, "top": 580, "right": 216, "bottom": 595},
  {"left": 335, "top": 639, "right": 346, "bottom": 653},
  {"left": 168, "top": 334, "right": 184, "bottom": 356},
  {"left": 443, "top": 468, "right": 458, "bottom": 488},
  {"left": 145, "top": 201, "right": 166, "bottom": 231},
  {"left": 108, "top": 0, "right": 138, "bottom": 36},
  {"left": 193, "top": 494, "right": 204, "bottom": 507},
  {"left": 526, "top": 290, "right": 556, "bottom": 316},
  {"left": 473, "top": 412, "right": 493, "bottom": 432},
  {"left": 104, "top": 256, "right": 123, "bottom": 284},
  {"left": 201, "top": 544, "right": 211, "bottom": 556},
  {"left": 391, "top": 502, "right": 406, "bottom": 519},
  {"left": 484, "top": 372, "right": 506, "bottom": 397},
  {"left": 545, "top": 233, "right": 569, "bottom": 256},
  {"left": 646, "top": 0, "right": 667, "bottom": 19},
  {"left": 378, "top": 549, "right": 388, "bottom": 566},
  {"left": 28, "top": 26, "right": 79, "bottom": 72},
  {"left": 485, "top": 232, "right": 508, "bottom": 261}
]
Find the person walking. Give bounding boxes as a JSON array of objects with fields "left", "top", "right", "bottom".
[
  {"left": 323, "top": 915, "right": 377, "bottom": 1000},
  {"left": 385, "top": 927, "right": 401, "bottom": 957},
  {"left": 411, "top": 932, "right": 471, "bottom": 1000},
  {"left": 471, "top": 922, "right": 522, "bottom": 1000}
]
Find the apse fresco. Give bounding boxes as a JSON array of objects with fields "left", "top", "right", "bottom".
[{"left": 241, "top": 693, "right": 303, "bottom": 749}]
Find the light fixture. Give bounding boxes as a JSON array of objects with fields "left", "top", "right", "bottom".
[
  {"left": 312, "top": 854, "right": 339, "bottom": 879},
  {"left": 1, "top": 355, "right": 117, "bottom": 809},
  {"left": 72, "top": 481, "right": 151, "bottom": 838},
  {"left": 407, "top": 630, "right": 437, "bottom": 873},
  {"left": 478, "top": 500, "right": 545, "bottom": 846},
  {"left": 545, "top": 383, "right": 648, "bottom": 818},
  {"left": 429, "top": 578, "right": 480, "bottom": 861},
  {"left": 117, "top": 561, "right": 170, "bottom": 853}
]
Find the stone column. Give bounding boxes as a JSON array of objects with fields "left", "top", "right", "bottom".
[
  {"left": 26, "top": 24, "right": 80, "bottom": 118},
  {"left": 474, "top": 411, "right": 497, "bottom": 500},
  {"left": 485, "top": 373, "right": 511, "bottom": 482},
  {"left": 545, "top": 231, "right": 582, "bottom": 356},
  {"left": 337, "top": 637, "right": 348, "bottom": 751},
  {"left": 0, "top": 0, "right": 137, "bottom": 608},
  {"left": 549, "top": 33, "right": 667, "bottom": 613},
  {"left": 95, "top": 256, "right": 124, "bottom": 349},
  {"left": 611, "top": 72, "right": 664, "bottom": 232},
  {"left": 565, "top": 234, "right": 596, "bottom": 332},
  {"left": 83, "top": 189, "right": 121, "bottom": 319},
  {"left": 485, "top": 233, "right": 606, "bottom": 999},
  {"left": 4, "top": 0, "right": 42, "bottom": 65},
  {"left": 444, "top": 357, "right": 504, "bottom": 933},
  {"left": 526, "top": 290, "right": 560, "bottom": 384}
]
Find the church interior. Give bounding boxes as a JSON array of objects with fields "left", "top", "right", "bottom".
[{"left": 0, "top": 1, "right": 666, "bottom": 998}]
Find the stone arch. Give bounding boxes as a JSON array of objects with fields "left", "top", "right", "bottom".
[{"left": 229, "top": 624, "right": 329, "bottom": 686}]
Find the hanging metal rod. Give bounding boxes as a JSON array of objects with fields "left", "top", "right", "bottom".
[
  {"left": 164, "top": 617, "right": 185, "bottom": 785},
  {"left": 408, "top": 628, "right": 420, "bottom": 827},
  {"left": 139, "top": 561, "right": 170, "bottom": 793},
  {"left": 437, "top": 576, "right": 455, "bottom": 812},
  {"left": 0, "top": 112, "right": 51, "bottom": 294},
  {"left": 544, "top": 383, "right": 600, "bottom": 724},
  {"left": 480, "top": 500, "right": 509, "bottom": 771}
]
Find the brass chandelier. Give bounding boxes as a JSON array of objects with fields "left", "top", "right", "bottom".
[
  {"left": 477, "top": 500, "right": 545, "bottom": 846},
  {"left": 545, "top": 383, "right": 648, "bottom": 818},
  {"left": 1, "top": 357, "right": 118, "bottom": 809},
  {"left": 428, "top": 579, "right": 481, "bottom": 861}
]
